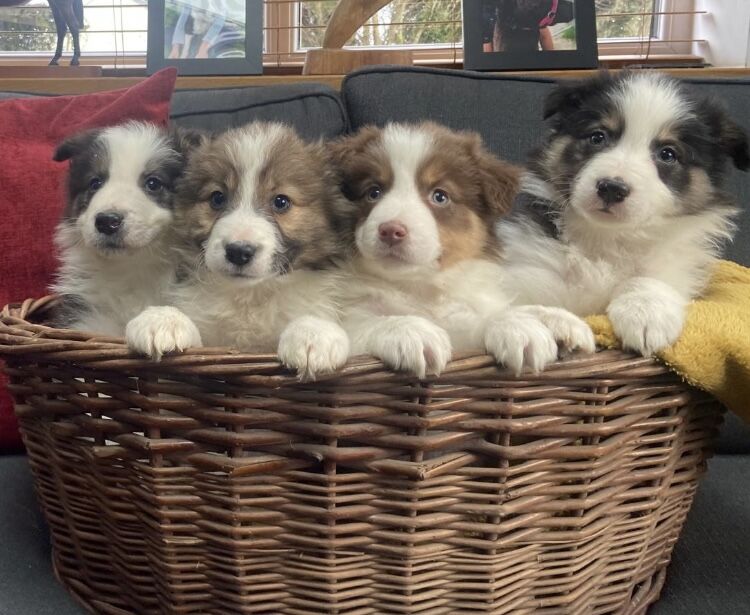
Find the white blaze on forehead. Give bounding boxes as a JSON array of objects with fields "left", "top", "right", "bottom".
[
  {"left": 612, "top": 73, "right": 693, "bottom": 147},
  {"left": 226, "top": 122, "right": 289, "bottom": 209},
  {"left": 382, "top": 124, "right": 435, "bottom": 189},
  {"left": 101, "top": 122, "right": 171, "bottom": 180}
]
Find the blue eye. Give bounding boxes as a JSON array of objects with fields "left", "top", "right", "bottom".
[
  {"left": 589, "top": 130, "right": 608, "bottom": 147},
  {"left": 273, "top": 194, "right": 292, "bottom": 213},
  {"left": 658, "top": 146, "right": 678, "bottom": 164},
  {"left": 367, "top": 186, "right": 382, "bottom": 202},
  {"left": 430, "top": 189, "right": 450, "bottom": 206},
  {"left": 145, "top": 176, "right": 163, "bottom": 192},
  {"left": 89, "top": 177, "right": 103, "bottom": 191},
  {"left": 210, "top": 191, "right": 226, "bottom": 210}
]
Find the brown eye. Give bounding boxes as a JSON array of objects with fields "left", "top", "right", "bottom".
[
  {"left": 430, "top": 188, "right": 450, "bottom": 207},
  {"left": 658, "top": 146, "right": 679, "bottom": 164},
  {"left": 366, "top": 185, "right": 382, "bottom": 202},
  {"left": 588, "top": 130, "right": 608, "bottom": 147},
  {"left": 273, "top": 194, "right": 292, "bottom": 213}
]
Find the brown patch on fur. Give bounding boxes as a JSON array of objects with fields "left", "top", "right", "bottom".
[{"left": 175, "top": 122, "right": 346, "bottom": 269}]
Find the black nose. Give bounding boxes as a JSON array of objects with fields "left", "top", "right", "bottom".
[
  {"left": 94, "top": 212, "right": 124, "bottom": 235},
  {"left": 225, "top": 242, "right": 257, "bottom": 267},
  {"left": 596, "top": 178, "right": 631, "bottom": 205}
]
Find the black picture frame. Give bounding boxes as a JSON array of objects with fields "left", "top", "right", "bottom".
[
  {"left": 147, "top": 0, "right": 263, "bottom": 76},
  {"left": 463, "top": 0, "right": 598, "bottom": 71}
]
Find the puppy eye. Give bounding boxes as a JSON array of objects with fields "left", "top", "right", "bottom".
[
  {"left": 658, "top": 146, "right": 679, "bottom": 164},
  {"left": 273, "top": 194, "right": 292, "bottom": 213},
  {"left": 588, "top": 130, "right": 608, "bottom": 147},
  {"left": 89, "top": 177, "right": 103, "bottom": 191},
  {"left": 145, "top": 176, "right": 163, "bottom": 192},
  {"left": 210, "top": 191, "right": 226, "bottom": 210},
  {"left": 366, "top": 185, "right": 382, "bottom": 202},
  {"left": 430, "top": 189, "right": 450, "bottom": 207}
]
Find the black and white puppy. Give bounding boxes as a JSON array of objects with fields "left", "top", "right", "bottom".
[
  {"left": 53, "top": 121, "right": 198, "bottom": 336},
  {"left": 126, "top": 122, "right": 350, "bottom": 379},
  {"left": 498, "top": 72, "right": 749, "bottom": 355}
]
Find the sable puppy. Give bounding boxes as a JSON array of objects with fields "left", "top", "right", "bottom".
[
  {"left": 126, "top": 122, "right": 350, "bottom": 379},
  {"left": 498, "top": 71, "right": 749, "bottom": 355},
  {"left": 52, "top": 121, "right": 198, "bottom": 336},
  {"left": 331, "top": 122, "right": 595, "bottom": 378}
]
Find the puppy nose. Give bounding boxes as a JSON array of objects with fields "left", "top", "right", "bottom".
[
  {"left": 225, "top": 242, "right": 256, "bottom": 267},
  {"left": 94, "top": 212, "right": 124, "bottom": 236},
  {"left": 378, "top": 221, "right": 408, "bottom": 246},
  {"left": 596, "top": 178, "right": 630, "bottom": 205}
]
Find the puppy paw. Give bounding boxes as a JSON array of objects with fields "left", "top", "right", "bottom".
[
  {"left": 278, "top": 317, "right": 350, "bottom": 381},
  {"left": 517, "top": 306, "right": 596, "bottom": 355},
  {"left": 366, "top": 316, "right": 452, "bottom": 378},
  {"left": 484, "top": 310, "right": 559, "bottom": 375},
  {"left": 608, "top": 293, "right": 685, "bottom": 356},
  {"left": 125, "top": 306, "right": 202, "bottom": 361}
]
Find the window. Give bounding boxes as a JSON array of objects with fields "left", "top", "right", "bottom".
[{"left": 0, "top": 0, "right": 701, "bottom": 67}]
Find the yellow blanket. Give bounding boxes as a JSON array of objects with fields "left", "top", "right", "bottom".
[{"left": 587, "top": 260, "right": 750, "bottom": 421}]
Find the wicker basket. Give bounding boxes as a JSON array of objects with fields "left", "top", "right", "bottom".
[{"left": 0, "top": 296, "right": 722, "bottom": 615}]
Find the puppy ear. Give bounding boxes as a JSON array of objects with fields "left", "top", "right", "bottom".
[
  {"left": 718, "top": 115, "right": 749, "bottom": 171},
  {"left": 53, "top": 129, "right": 101, "bottom": 162},
  {"left": 466, "top": 133, "right": 520, "bottom": 217},
  {"left": 543, "top": 71, "right": 613, "bottom": 120},
  {"left": 170, "top": 126, "right": 209, "bottom": 158},
  {"left": 328, "top": 126, "right": 382, "bottom": 201}
]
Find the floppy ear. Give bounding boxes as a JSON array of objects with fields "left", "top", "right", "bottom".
[
  {"left": 466, "top": 133, "right": 521, "bottom": 217},
  {"left": 327, "top": 126, "right": 382, "bottom": 201},
  {"left": 543, "top": 71, "right": 614, "bottom": 120},
  {"left": 53, "top": 129, "right": 101, "bottom": 162},
  {"left": 170, "top": 126, "right": 209, "bottom": 158},
  {"left": 718, "top": 115, "right": 749, "bottom": 171}
]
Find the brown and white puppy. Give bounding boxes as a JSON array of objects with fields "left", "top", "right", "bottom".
[
  {"left": 53, "top": 121, "right": 197, "bottom": 336},
  {"left": 498, "top": 72, "right": 749, "bottom": 355},
  {"left": 331, "top": 122, "right": 595, "bottom": 377},
  {"left": 126, "top": 122, "right": 350, "bottom": 379}
]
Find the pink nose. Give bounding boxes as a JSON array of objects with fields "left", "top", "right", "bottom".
[{"left": 378, "top": 221, "right": 408, "bottom": 246}]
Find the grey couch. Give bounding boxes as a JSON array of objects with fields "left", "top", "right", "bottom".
[{"left": 1, "top": 66, "right": 748, "bottom": 615}]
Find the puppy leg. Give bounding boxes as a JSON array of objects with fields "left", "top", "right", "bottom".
[
  {"left": 351, "top": 315, "right": 452, "bottom": 379},
  {"left": 277, "top": 316, "right": 350, "bottom": 381},
  {"left": 126, "top": 306, "right": 203, "bottom": 361},
  {"left": 484, "top": 308, "right": 559, "bottom": 375},
  {"left": 513, "top": 305, "right": 596, "bottom": 355},
  {"left": 607, "top": 277, "right": 686, "bottom": 356}
]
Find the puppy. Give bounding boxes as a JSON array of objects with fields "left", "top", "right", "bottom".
[
  {"left": 498, "top": 71, "right": 749, "bottom": 355},
  {"left": 52, "top": 121, "right": 197, "bottom": 336},
  {"left": 126, "top": 122, "right": 350, "bottom": 379},
  {"left": 331, "top": 122, "right": 595, "bottom": 378}
]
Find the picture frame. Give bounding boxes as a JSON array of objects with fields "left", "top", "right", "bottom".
[
  {"left": 147, "top": 0, "right": 263, "bottom": 76},
  {"left": 462, "top": 0, "right": 598, "bottom": 71}
]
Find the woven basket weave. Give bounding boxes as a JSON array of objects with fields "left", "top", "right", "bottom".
[{"left": 0, "top": 296, "right": 722, "bottom": 615}]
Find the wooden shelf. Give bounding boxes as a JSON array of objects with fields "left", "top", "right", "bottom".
[{"left": 0, "top": 67, "right": 747, "bottom": 96}]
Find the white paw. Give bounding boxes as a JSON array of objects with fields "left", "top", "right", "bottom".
[
  {"left": 517, "top": 306, "right": 596, "bottom": 355},
  {"left": 366, "top": 316, "right": 452, "bottom": 378},
  {"left": 608, "top": 292, "right": 685, "bottom": 356},
  {"left": 484, "top": 310, "right": 559, "bottom": 375},
  {"left": 125, "top": 306, "right": 202, "bottom": 361},
  {"left": 278, "top": 317, "right": 350, "bottom": 381}
]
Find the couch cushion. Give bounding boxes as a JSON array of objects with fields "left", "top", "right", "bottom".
[
  {"left": 342, "top": 66, "right": 750, "bottom": 266},
  {"left": 170, "top": 82, "right": 348, "bottom": 139}
]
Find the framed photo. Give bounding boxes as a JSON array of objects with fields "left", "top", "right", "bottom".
[
  {"left": 147, "top": 0, "right": 263, "bottom": 76},
  {"left": 463, "top": 0, "right": 598, "bottom": 71}
]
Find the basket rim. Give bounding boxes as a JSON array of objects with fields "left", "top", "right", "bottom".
[{"left": 0, "top": 295, "right": 669, "bottom": 384}]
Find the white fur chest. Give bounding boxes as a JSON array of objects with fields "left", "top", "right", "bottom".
[{"left": 174, "top": 270, "right": 341, "bottom": 351}]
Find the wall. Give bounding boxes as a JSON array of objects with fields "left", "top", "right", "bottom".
[{"left": 693, "top": 0, "right": 750, "bottom": 67}]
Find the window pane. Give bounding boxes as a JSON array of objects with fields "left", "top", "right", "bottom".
[
  {"left": 0, "top": 1, "right": 147, "bottom": 56},
  {"left": 297, "top": 0, "right": 463, "bottom": 50},
  {"left": 595, "top": 0, "right": 659, "bottom": 40}
]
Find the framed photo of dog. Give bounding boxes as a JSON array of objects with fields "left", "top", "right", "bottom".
[
  {"left": 463, "top": 0, "right": 598, "bottom": 71},
  {"left": 147, "top": 0, "right": 263, "bottom": 75}
]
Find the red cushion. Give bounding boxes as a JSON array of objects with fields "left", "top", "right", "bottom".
[{"left": 0, "top": 68, "right": 177, "bottom": 452}]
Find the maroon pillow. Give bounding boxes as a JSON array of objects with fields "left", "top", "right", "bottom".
[{"left": 0, "top": 68, "right": 177, "bottom": 452}]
